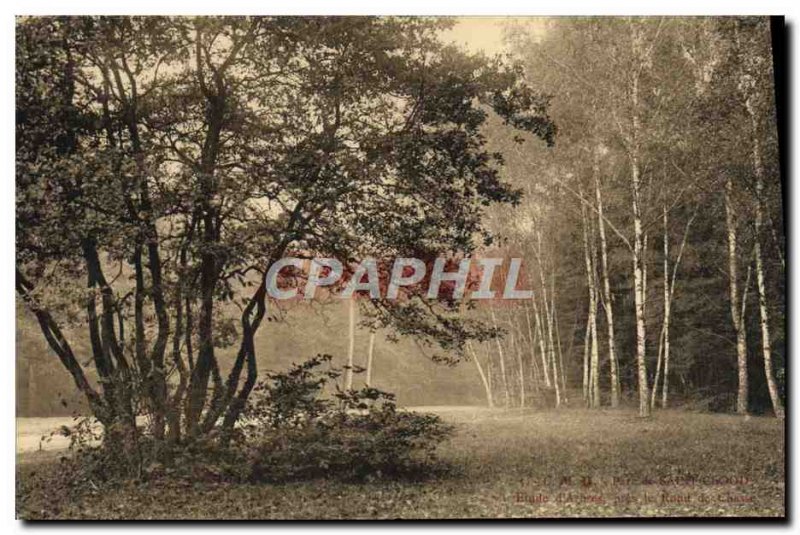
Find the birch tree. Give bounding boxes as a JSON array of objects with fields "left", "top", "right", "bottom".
[
  {"left": 580, "top": 182, "right": 600, "bottom": 408},
  {"left": 593, "top": 149, "right": 621, "bottom": 407},
  {"left": 744, "top": 72, "right": 784, "bottom": 418}
]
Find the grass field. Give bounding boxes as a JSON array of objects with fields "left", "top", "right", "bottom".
[{"left": 16, "top": 407, "right": 785, "bottom": 519}]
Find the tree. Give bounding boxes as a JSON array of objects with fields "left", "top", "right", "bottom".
[
  {"left": 503, "top": 16, "right": 784, "bottom": 416},
  {"left": 16, "top": 15, "right": 555, "bottom": 460},
  {"left": 736, "top": 20, "right": 785, "bottom": 419},
  {"left": 691, "top": 17, "right": 785, "bottom": 416}
]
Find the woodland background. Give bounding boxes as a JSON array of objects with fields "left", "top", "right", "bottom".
[{"left": 16, "top": 17, "right": 785, "bottom": 418}]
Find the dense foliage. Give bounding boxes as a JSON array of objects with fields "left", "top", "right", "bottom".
[
  {"left": 243, "top": 355, "right": 454, "bottom": 482},
  {"left": 44, "top": 356, "right": 453, "bottom": 486},
  {"left": 15, "top": 16, "right": 554, "bottom": 460}
]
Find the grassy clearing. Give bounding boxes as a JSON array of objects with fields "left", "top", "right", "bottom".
[{"left": 16, "top": 407, "right": 784, "bottom": 519}]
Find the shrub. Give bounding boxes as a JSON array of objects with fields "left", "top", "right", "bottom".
[
  {"left": 243, "top": 355, "right": 454, "bottom": 482},
  {"left": 43, "top": 354, "right": 454, "bottom": 486}
]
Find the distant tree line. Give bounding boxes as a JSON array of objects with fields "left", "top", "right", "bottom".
[{"left": 467, "top": 17, "right": 784, "bottom": 417}]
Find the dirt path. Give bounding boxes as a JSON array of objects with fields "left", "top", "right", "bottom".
[
  {"left": 14, "top": 406, "right": 499, "bottom": 456},
  {"left": 16, "top": 416, "right": 81, "bottom": 453}
]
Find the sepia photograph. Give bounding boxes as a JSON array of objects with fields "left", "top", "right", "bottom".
[{"left": 11, "top": 8, "right": 789, "bottom": 522}]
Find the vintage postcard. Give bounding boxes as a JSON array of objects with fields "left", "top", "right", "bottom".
[{"left": 13, "top": 13, "right": 786, "bottom": 521}]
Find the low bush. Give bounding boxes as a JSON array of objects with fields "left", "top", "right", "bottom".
[
  {"left": 47, "top": 354, "right": 454, "bottom": 486},
  {"left": 243, "top": 354, "right": 454, "bottom": 482}
]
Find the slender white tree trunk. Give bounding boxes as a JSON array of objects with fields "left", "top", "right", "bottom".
[
  {"left": 642, "top": 232, "right": 649, "bottom": 319},
  {"left": 523, "top": 304, "right": 542, "bottom": 392},
  {"left": 533, "top": 228, "right": 560, "bottom": 408},
  {"left": 632, "top": 180, "right": 650, "bottom": 417},
  {"left": 725, "top": 175, "right": 749, "bottom": 415},
  {"left": 652, "top": 332, "right": 664, "bottom": 410},
  {"left": 553, "top": 295, "right": 568, "bottom": 403},
  {"left": 765, "top": 209, "right": 786, "bottom": 271},
  {"left": 651, "top": 205, "right": 669, "bottom": 410},
  {"left": 467, "top": 341, "right": 493, "bottom": 408},
  {"left": 748, "top": 98, "right": 784, "bottom": 419},
  {"left": 490, "top": 305, "right": 510, "bottom": 408},
  {"left": 755, "top": 212, "right": 782, "bottom": 418},
  {"left": 511, "top": 327, "right": 526, "bottom": 408},
  {"left": 532, "top": 297, "right": 551, "bottom": 388},
  {"left": 485, "top": 345, "right": 493, "bottom": 394},
  {"left": 543, "top": 287, "right": 561, "bottom": 407},
  {"left": 656, "top": 202, "right": 697, "bottom": 409},
  {"left": 661, "top": 313, "right": 671, "bottom": 409},
  {"left": 661, "top": 206, "right": 671, "bottom": 409},
  {"left": 594, "top": 152, "right": 620, "bottom": 407},
  {"left": 582, "top": 312, "right": 591, "bottom": 403},
  {"left": 580, "top": 188, "right": 599, "bottom": 407},
  {"left": 549, "top": 329, "right": 561, "bottom": 407},
  {"left": 588, "top": 219, "right": 600, "bottom": 409},
  {"left": 630, "top": 29, "right": 650, "bottom": 417},
  {"left": 345, "top": 298, "right": 356, "bottom": 391},
  {"left": 536, "top": 229, "right": 560, "bottom": 406},
  {"left": 365, "top": 331, "right": 376, "bottom": 387}
]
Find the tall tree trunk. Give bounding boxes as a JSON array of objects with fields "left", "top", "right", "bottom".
[
  {"left": 582, "top": 312, "right": 591, "bottom": 403},
  {"left": 486, "top": 346, "right": 493, "bottom": 397},
  {"left": 468, "top": 341, "right": 493, "bottom": 408},
  {"left": 536, "top": 231, "right": 561, "bottom": 407},
  {"left": 580, "top": 184, "right": 600, "bottom": 408},
  {"left": 630, "top": 25, "right": 650, "bottom": 417},
  {"left": 754, "top": 197, "right": 782, "bottom": 418},
  {"left": 661, "top": 205, "right": 671, "bottom": 408},
  {"left": 725, "top": 175, "right": 749, "bottom": 415},
  {"left": 651, "top": 205, "right": 669, "bottom": 410},
  {"left": 490, "top": 306, "right": 510, "bottom": 408},
  {"left": 656, "top": 201, "right": 697, "bottom": 410},
  {"left": 589, "top": 311, "right": 599, "bottom": 407},
  {"left": 509, "top": 327, "right": 525, "bottom": 408},
  {"left": 345, "top": 298, "right": 356, "bottom": 391},
  {"left": 512, "top": 322, "right": 526, "bottom": 408},
  {"left": 548, "top": 302, "right": 561, "bottom": 408},
  {"left": 652, "top": 331, "right": 664, "bottom": 410},
  {"left": 749, "top": 98, "right": 784, "bottom": 419},
  {"left": 588, "top": 219, "right": 600, "bottom": 409},
  {"left": 167, "top": 283, "right": 187, "bottom": 444},
  {"left": 365, "top": 331, "right": 376, "bottom": 387},
  {"left": 186, "top": 32, "right": 227, "bottom": 433},
  {"left": 532, "top": 297, "right": 551, "bottom": 388},
  {"left": 16, "top": 269, "right": 107, "bottom": 420},
  {"left": 523, "top": 304, "right": 541, "bottom": 393},
  {"left": 554, "top": 302, "right": 568, "bottom": 404},
  {"left": 594, "top": 150, "right": 620, "bottom": 407}
]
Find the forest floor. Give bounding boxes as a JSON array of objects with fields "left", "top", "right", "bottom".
[{"left": 16, "top": 407, "right": 785, "bottom": 519}]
